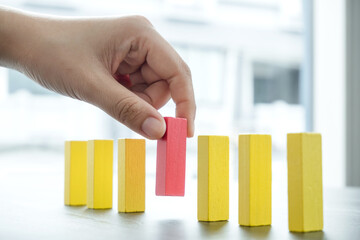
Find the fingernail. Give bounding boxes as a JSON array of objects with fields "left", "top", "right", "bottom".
[{"left": 142, "top": 117, "right": 165, "bottom": 139}]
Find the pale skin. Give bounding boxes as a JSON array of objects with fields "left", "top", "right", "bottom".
[{"left": 0, "top": 7, "right": 196, "bottom": 139}]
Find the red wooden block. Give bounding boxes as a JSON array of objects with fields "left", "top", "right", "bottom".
[
  {"left": 156, "top": 117, "right": 187, "bottom": 196},
  {"left": 114, "top": 73, "right": 132, "bottom": 88}
]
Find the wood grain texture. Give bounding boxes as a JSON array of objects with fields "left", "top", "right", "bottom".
[
  {"left": 198, "top": 136, "right": 229, "bottom": 221},
  {"left": 118, "top": 139, "right": 145, "bottom": 213},
  {"left": 238, "top": 135, "right": 272, "bottom": 226},
  {"left": 156, "top": 117, "right": 187, "bottom": 196},
  {"left": 287, "top": 133, "right": 323, "bottom": 232},
  {"left": 87, "top": 140, "right": 113, "bottom": 209},
  {"left": 64, "top": 141, "right": 87, "bottom": 206}
]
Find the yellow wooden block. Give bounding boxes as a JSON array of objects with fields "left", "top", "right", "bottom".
[
  {"left": 64, "top": 141, "right": 87, "bottom": 206},
  {"left": 238, "top": 135, "right": 272, "bottom": 226},
  {"left": 198, "top": 136, "right": 229, "bottom": 221},
  {"left": 118, "top": 139, "right": 145, "bottom": 213},
  {"left": 287, "top": 133, "right": 323, "bottom": 232},
  {"left": 87, "top": 140, "right": 113, "bottom": 209}
]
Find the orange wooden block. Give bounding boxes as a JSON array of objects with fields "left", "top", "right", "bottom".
[{"left": 118, "top": 139, "right": 145, "bottom": 213}]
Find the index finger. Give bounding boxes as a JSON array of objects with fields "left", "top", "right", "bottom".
[{"left": 144, "top": 32, "right": 196, "bottom": 137}]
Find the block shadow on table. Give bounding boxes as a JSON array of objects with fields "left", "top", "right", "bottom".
[
  {"left": 240, "top": 225, "right": 271, "bottom": 239},
  {"left": 157, "top": 220, "right": 187, "bottom": 240},
  {"left": 289, "top": 231, "right": 325, "bottom": 240},
  {"left": 198, "top": 221, "right": 228, "bottom": 237}
]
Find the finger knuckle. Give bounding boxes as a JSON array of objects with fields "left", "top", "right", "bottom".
[
  {"left": 114, "top": 96, "right": 142, "bottom": 124},
  {"left": 132, "top": 15, "right": 153, "bottom": 27},
  {"left": 182, "top": 62, "right": 192, "bottom": 78}
]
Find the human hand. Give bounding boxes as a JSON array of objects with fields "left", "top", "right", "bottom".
[{"left": 0, "top": 8, "right": 196, "bottom": 139}]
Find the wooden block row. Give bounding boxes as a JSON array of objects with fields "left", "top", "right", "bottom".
[
  {"left": 197, "top": 133, "right": 323, "bottom": 233},
  {"left": 64, "top": 130, "right": 322, "bottom": 232},
  {"left": 64, "top": 139, "right": 145, "bottom": 213}
]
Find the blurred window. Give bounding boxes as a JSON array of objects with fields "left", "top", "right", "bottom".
[
  {"left": 175, "top": 45, "right": 226, "bottom": 106},
  {"left": 253, "top": 62, "right": 300, "bottom": 104}
]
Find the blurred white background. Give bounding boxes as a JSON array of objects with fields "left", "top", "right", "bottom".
[{"left": 0, "top": 0, "right": 349, "bottom": 188}]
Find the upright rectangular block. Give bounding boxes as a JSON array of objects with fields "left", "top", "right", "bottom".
[
  {"left": 198, "top": 136, "right": 229, "bottom": 221},
  {"left": 156, "top": 117, "right": 187, "bottom": 196},
  {"left": 64, "top": 141, "right": 87, "bottom": 206},
  {"left": 118, "top": 139, "right": 145, "bottom": 213},
  {"left": 238, "top": 135, "right": 272, "bottom": 226},
  {"left": 287, "top": 133, "right": 323, "bottom": 232},
  {"left": 87, "top": 140, "right": 113, "bottom": 209}
]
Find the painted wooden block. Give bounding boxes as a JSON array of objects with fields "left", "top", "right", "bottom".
[
  {"left": 118, "top": 139, "right": 145, "bottom": 213},
  {"left": 287, "top": 133, "right": 323, "bottom": 232},
  {"left": 238, "top": 134, "right": 272, "bottom": 226},
  {"left": 198, "top": 136, "right": 229, "bottom": 221},
  {"left": 156, "top": 117, "right": 187, "bottom": 196},
  {"left": 64, "top": 141, "right": 87, "bottom": 206},
  {"left": 87, "top": 140, "right": 113, "bottom": 209}
]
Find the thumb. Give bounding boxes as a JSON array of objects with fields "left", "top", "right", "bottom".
[{"left": 90, "top": 74, "right": 166, "bottom": 139}]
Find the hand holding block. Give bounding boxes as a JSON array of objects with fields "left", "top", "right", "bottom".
[
  {"left": 238, "top": 135, "right": 271, "bottom": 226},
  {"left": 198, "top": 136, "right": 229, "bottom": 221},
  {"left": 156, "top": 117, "right": 187, "bottom": 196},
  {"left": 64, "top": 141, "right": 87, "bottom": 206},
  {"left": 118, "top": 139, "right": 145, "bottom": 213},
  {"left": 287, "top": 133, "right": 323, "bottom": 232},
  {"left": 87, "top": 140, "right": 113, "bottom": 209}
]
